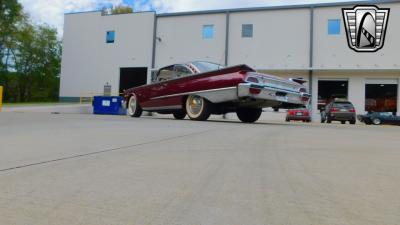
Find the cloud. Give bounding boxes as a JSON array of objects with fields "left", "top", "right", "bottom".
[
  {"left": 18, "top": 0, "right": 123, "bottom": 37},
  {"left": 18, "top": 0, "right": 364, "bottom": 38},
  {"left": 139, "top": 0, "right": 361, "bottom": 13}
]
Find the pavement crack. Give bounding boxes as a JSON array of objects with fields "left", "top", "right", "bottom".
[{"left": 0, "top": 129, "right": 215, "bottom": 173}]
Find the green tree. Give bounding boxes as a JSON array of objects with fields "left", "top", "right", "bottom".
[
  {"left": 0, "top": 0, "right": 61, "bottom": 103},
  {"left": 0, "top": 0, "right": 23, "bottom": 50},
  {"left": 112, "top": 5, "right": 133, "bottom": 15},
  {"left": 11, "top": 22, "right": 61, "bottom": 102},
  {"left": 0, "top": 0, "right": 23, "bottom": 101}
]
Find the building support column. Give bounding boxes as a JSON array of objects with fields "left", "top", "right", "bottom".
[
  {"left": 150, "top": 14, "right": 158, "bottom": 84},
  {"left": 308, "top": 7, "right": 315, "bottom": 119},
  {"left": 348, "top": 76, "right": 365, "bottom": 114},
  {"left": 311, "top": 75, "right": 319, "bottom": 121},
  {"left": 224, "top": 11, "right": 230, "bottom": 66},
  {"left": 397, "top": 78, "right": 400, "bottom": 116}
]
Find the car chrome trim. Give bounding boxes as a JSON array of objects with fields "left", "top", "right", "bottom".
[
  {"left": 238, "top": 83, "right": 308, "bottom": 106},
  {"left": 150, "top": 86, "right": 237, "bottom": 100},
  {"left": 248, "top": 83, "right": 304, "bottom": 95},
  {"left": 142, "top": 105, "right": 182, "bottom": 111},
  {"left": 247, "top": 72, "right": 300, "bottom": 86}
]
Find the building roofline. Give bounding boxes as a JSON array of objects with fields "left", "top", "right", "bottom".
[
  {"left": 156, "top": 0, "right": 400, "bottom": 17},
  {"left": 63, "top": 0, "right": 400, "bottom": 17},
  {"left": 65, "top": 10, "right": 101, "bottom": 15},
  {"left": 64, "top": 10, "right": 156, "bottom": 16}
]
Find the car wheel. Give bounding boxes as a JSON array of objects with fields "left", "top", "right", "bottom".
[
  {"left": 350, "top": 120, "right": 356, "bottom": 125},
  {"left": 173, "top": 111, "right": 186, "bottom": 120},
  {"left": 185, "top": 95, "right": 212, "bottom": 121},
  {"left": 127, "top": 94, "right": 142, "bottom": 118},
  {"left": 285, "top": 118, "right": 290, "bottom": 122},
  {"left": 372, "top": 118, "right": 382, "bottom": 125},
  {"left": 236, "top": 108, "right": 262, "bottom": 123},
  {"left": 341, "top": 121, "right": 346, "bottom": 124}
]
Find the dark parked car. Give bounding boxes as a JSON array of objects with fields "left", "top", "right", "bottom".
[
  {"left": 286, "top": 108, "right": 311, "bottom": 122},
  {"left": 123, "top": 61, "right": 310, "bottom": 123},
  {"left": 321, "top": 100, "right": 356, "bottom": 124},
  {"left": 358, "top": 112, "right": 400, "bottom": 125}
]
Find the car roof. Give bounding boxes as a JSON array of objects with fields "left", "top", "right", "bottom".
[{"left": 333, "top": 100, "right": 352, "bottom": 104}]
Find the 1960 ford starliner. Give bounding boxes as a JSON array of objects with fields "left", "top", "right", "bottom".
[{"left": 123, "top": 61, "right": 310, "bottom": 123}]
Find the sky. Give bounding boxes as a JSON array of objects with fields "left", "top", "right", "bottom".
[{"left": 17, "top": 0, "right": 364, "bottom": 38}]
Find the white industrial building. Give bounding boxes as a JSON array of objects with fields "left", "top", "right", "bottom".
[{"left": 60, "top": 0, "right": 400, "bottom": 119}]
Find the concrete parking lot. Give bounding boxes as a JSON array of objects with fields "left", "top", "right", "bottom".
[{"left": 0, "top": 111, "right": 399, "bottom": 225}]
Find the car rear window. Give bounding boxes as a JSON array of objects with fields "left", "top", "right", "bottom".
[
  {"left": 379, "top": 112, "right": 393, "bottom": 116},
  {"left": 333, "top": 102, "right": 353, "bottom": 109},
  {"left": 192, "top": 61, "right": 224, "bottom": 73}
]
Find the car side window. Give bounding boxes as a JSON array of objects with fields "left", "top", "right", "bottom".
[
  {"left": 174, "top": 65, "right": 193, "bottom": 78},
  {"left": 157, "top": 66, "right": 175, "bottom": 82}
]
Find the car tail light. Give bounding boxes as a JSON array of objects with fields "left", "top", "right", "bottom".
[
  {"left": 330, "top": 107, "right": 339, "bottom": 112},
  {"left": 249, "top": 87, "right": 262, "bottom": 95},
  {"left": 246, "top": 76, "right": 259, "bottom": 83},
  {"left": 349, "top": 108, "right": 356, "bottom": 113}
]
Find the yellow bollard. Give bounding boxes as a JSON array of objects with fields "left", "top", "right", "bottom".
[{"left": 0, "top": 86, "right": 3, "bottom": 112}]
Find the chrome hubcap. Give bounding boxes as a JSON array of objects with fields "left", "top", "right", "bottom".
[{"left": 188, "top": 96, "right": 203, "bottom": 116}]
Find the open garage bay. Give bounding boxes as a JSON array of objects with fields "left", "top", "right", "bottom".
[{"left": 0, "top": 112, "right": 400, "bottom": 225}]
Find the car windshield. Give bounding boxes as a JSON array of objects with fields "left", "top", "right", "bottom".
[{"left": 191, "top": 61, "right": 224, "bottom": 73}]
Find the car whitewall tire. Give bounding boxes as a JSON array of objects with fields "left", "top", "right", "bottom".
[
  {"left": 128, "top": 94, "right": 142, "bottom": 117},
  {"left": 185, "top": 95, "right": 211, "bottom": 121}
]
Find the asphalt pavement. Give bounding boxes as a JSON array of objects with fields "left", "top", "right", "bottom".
[{"left": 0, "top": 112, "right": 399, "bottom": 225}]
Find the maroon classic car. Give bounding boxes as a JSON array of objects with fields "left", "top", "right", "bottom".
[{"left": 123, "top": 61, "right": 310, "bottom": 123}]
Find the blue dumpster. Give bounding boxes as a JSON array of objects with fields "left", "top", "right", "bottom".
[{"left": 93, "top": 96, "right": 126, "bottom": 115}]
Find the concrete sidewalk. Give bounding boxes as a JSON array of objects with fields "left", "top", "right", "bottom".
[{"left": 2, "top": 103, "right": 93, "bottom": 114}]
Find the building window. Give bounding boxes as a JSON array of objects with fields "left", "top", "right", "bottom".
[
  {"left": 328, "top": 19, "right": 340, "bottom": 35},
  {"left": 106, "top": 31, "right": 115, "bottom": 43},
  {"left": 202, "top": 25, "right": 214, "bottom": 39},
  {"left": 242, "top": 24, "right": 253, "bottom": 38}
]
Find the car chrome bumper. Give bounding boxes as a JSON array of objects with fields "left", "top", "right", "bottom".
[{"left": 238, "top": 83, "right": 310, "bottom": 105}]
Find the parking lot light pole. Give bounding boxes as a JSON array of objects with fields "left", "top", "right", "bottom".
[{"left": 0, "top": 86, "right": 3, "bottom": 112}]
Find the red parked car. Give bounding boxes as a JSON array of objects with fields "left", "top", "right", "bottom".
[
  {"left": 286, "top": 108, "right": 311, "bottom": 122},
  {"left": 123, "top": 61, "right": 310, "bottom": 123}
]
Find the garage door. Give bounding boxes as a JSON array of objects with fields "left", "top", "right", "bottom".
[
  {"left": 365, "top": 79, "right": 398, "bottom": 114},
  {"left": 318, "top": 79, "right": 349, "bottom": 110}
]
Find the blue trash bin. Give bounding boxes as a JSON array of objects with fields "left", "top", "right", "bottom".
[{"left": 93, "top": 96, "right": 127, "bottom": 115}]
